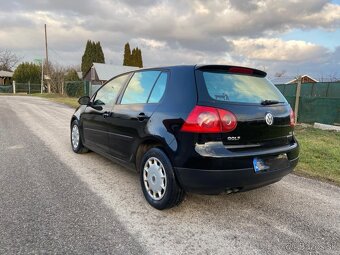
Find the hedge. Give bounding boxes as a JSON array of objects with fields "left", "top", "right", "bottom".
[{"left": 65, "top": 81, "right": 84, "bottom": 97}]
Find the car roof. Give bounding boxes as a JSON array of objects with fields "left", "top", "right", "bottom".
[
  {"left": 133, "top": 64, "right": 266, "bottom": 76},
  {"left": 108, "top": 64, "right": 267, "bottom": 82}
]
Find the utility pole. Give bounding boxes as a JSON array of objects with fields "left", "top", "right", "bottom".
[
  {"left": 294, "top": 76, "right": 302, "bottom": 124},
  {"left": 44, "top": 24, "right": 50, "bottom": 93},
  {"left": 41, "top": 58, "right": 44, "bottom": 94},
  {"left": 33, "top": 58, "right": 44, "bottom": 94}
]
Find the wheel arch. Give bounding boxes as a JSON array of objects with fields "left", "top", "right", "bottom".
[
  {"left": 134, "top": 137, "right": 174, "bottom": 173},
  {"left": 70, "top": 115, "right": 78, "bottom": 128},
  {"left": 70, "top": 116, "right": 86, "bottom": 146}
]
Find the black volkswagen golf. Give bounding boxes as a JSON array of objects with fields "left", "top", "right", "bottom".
[{"left": 70, "top": 65, "right": 299, "bottom": 210}]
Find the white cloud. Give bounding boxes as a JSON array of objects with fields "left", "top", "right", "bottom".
[
  {"left": 134, "top": 39, "right": 167, "bottom": 49},
  {"left": 299, "top": 2, "right": 340, "bottom": 28},
  {"left": 232, "top": 38, "right": 329, "bottom": 62},
  {"left": 0, "top": 0, "right": 339, "bottom": 77}
]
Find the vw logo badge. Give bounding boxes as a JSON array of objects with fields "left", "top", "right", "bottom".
[{"left": 265, "top": 113, "right": 274, "bottom": 126}]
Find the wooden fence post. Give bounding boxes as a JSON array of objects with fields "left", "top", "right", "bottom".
[
  {"left": 294, "top": 76, "right": 302, "bottom": 123},
  {"left": 326, "top": 83, "right": 330, "bottom": 97}
]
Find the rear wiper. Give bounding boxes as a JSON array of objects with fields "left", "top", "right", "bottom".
[{"left": 261, "top": 100, "right": 283, "bottom": 105}]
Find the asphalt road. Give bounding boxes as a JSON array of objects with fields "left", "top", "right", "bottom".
[{"left": 0, "top": 95, "right": 339, "bottom": 255}]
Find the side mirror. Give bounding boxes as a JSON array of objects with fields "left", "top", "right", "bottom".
[
  {"left": 91, "top": 105, "right": 103, "bottom": 111},
  {"left": 78, "top": 96, "right": 90, "bottom": 105}
]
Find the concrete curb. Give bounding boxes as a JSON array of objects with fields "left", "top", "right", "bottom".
[{"left": 314, "top": 122, "right": 340, "bottom": 132}]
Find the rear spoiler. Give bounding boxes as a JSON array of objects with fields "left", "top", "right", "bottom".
[{"left": 195, "top": 65, "right": 267, "bottom": 78}]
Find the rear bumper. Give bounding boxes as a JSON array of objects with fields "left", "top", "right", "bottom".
[{"left": 175, "top": 157, "right": 298, "bottom": 194}]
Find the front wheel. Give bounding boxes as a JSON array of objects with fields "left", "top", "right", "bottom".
[
  {"left": 140, "top": 148, "right": 185, "bottom": 210},
  {"left": 71, "top": 120, "right": 88, "bottom": 154}
]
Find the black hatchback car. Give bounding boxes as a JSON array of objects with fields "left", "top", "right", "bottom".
[{"left": 70, "top": 65, "right": 299, "bottom": 210}]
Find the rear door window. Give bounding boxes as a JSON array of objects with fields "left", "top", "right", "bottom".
[
  {"left": 121, "top": 71, "right": 161, "bottom": 104},
  {"left": 201, "top": 71, "right": 286, "bottom": 104}
]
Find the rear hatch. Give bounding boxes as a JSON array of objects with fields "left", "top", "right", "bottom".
[{"left": 195, "top": 65, "right": 295, "bottom": 150}]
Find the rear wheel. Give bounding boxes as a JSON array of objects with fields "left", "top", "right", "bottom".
[
  {"left": 71, "top": 120, "right": 88, "bottom": 153},
  {"left": 140, "top": 148, "right": 184, "bottom": 210}
]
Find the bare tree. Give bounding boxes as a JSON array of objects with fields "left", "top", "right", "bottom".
[
  {"left": 275, "top": 70, "right": 286, "bottom": 77},
  {"left": 328, "top": 72, "right": 338, "bottom": 82},
  {"left": 48, "top": 62, "right": 67, "bottom": 93},
  {"left": 67, "top": 64, "right": 81, "bottom": 72},
  {"left": 0, "top": 49, "right": 20, "bottom": 71},
  {"left": 43, "top": 61, "right": 81, "bottom": 94},
  {"left": 257, "top": 65, "right": 267, "bottom": 72},
  {"left": 317, "top": 72, "right": 339, "bottom": 82}
]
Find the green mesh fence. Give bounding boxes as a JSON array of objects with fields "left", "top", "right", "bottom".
[
  {"left": 276, "top": 82, "right": 340, "bottom": 124},
  {"left": 0, "top": 85, "right": 13, "bottom": 93},
  {"left": 15, "top": 83, "right": 41, "bottom": 94}
]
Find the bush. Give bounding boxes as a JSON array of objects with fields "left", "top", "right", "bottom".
[
  {"left": 65, "top": 69, "right": 81, "bottom": 81},
  {"left": 13, "top": 62, "right": 41, "bottom": 84},
  {"left": 65, "top": 81, "right": 84, "bottom": 97}
]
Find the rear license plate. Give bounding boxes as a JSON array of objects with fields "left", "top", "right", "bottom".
[{"left": 253, "top": 153, "right": 289, "bottom": 173}]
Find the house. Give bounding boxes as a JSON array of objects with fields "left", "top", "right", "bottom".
[
  {"left": 285, "top": 75, "right": 318, "bottom": 84},
  {"left": 83, "top": 63, "right": 138, "bottom": 85},
  {"left": 0, "top": 70, "right": 14, "bottom": 85}
]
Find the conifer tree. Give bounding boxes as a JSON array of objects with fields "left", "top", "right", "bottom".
[
  {"left": 136, "top": 48, "right": 143, "bottom": 68},
  {"left": 81, "top": 40, "right": 105, "bottom": 76},
  {"left": 81, "top": 40, "right": 91, "bottom": 76},
  {"left": 123, "top": 43, "right": 131, "bottom": 66},
  {"left": 131, "top": 48, "right": 137, "bottom": 67},
  {"left": 122, "top": 42, "right": 144, "bottom": 68},
  {"left": 95, "top": 42, "right": 105, "bottom": 63}
]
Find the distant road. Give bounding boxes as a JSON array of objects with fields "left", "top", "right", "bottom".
[{"left": 0, "top": 95, "right": 339, "bottom": 254}]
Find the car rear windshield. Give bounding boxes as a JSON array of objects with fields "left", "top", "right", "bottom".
[{"left": 201, "top": 71, "right": 287, "bottom": 104}]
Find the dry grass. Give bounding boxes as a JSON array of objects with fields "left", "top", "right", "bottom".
[{"left": 31, "top": 93, "right": 79, "bottom": 108}]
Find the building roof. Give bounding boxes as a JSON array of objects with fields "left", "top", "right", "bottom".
[
  {"left": 270, "top": 74, "right": 319, "bottom": 84},
  {"left": 91, "top": 63, "right": 139, "bottom": 81},
  {"left": 285, "top": 75, "right": 318, "bottom": 84},
  {"left": 0, "top": 70, "right": 14, "bottom": 77}
]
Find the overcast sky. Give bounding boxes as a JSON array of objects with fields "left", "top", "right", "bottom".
[{"left": 0, "top": 0, "right": 339, "bottom": 79}]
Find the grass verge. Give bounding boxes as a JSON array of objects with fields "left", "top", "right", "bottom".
[
  {"left": 294, "top": 125, "right": 340, "bottom": 186},
  {"left": 31, "top": 93, "right": 79, "bottom": 108}
]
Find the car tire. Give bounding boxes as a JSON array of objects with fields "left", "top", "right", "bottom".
[
  {"left": 71, "top": 120, "right": 88, "bottom": 154},
  {"left": 140, "top": 147, "right": 185, "bottom": 210}
]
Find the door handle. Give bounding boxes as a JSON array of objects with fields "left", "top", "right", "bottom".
[
  {"left": 103, "top": 111, "right": 111, "bottom": 118},
  {"left": 137, "top": 112, "right": 149, "bottom": 121}
]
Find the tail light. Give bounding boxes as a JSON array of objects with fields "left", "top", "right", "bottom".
[
  {"left": 290, "top": 109, "right": 295, "bottom": 127},
  {"left": 181, "top": 106, "right": 237, "bottom": 133},
  {"left": 228, "top": 67, "right": 253, "bottom": 75}
]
